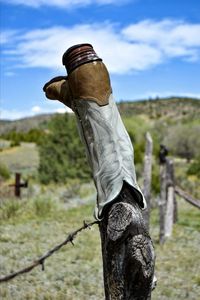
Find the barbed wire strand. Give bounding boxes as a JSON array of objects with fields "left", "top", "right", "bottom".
[{"left": 0, "top": 220, "right": 99, "bottom": 283}]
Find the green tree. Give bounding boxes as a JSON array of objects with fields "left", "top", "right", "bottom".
[
  {"left": 187, "top": 156, "right": 200, "bottom": 178},
  {"left": 38, "top": 113, "right": 91, "bottom": 184},
  {"left": 124, "top": 116, "right": 147, "bottom": 165},
  {"left": 0, "top": 128, "right": 44, "bottom": 145},
  {"left": 164, "top": 124, "right": 200, "bottom": 162}
]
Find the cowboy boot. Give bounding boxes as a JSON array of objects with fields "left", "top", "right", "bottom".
[{"left": 43, "top": 43, "right": 146, "bottom": 219}]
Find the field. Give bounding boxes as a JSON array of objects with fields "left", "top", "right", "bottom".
[
  {"left": 0, "top": 142, "right": 39, "bottom": 176},
  {"left": 0, "top": 193, "right": 200, "bottom": 300},
  {"left": 0, "top": 98, "right": 200, "bottom": 299}
]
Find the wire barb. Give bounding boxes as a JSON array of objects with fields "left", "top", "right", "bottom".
[
  {"left": 0, "top": 220, "right": 99, "bottom": 283},
  {"left": 69, "top": 234, "right": 75, "bottom": 246},
  {"left": 83, "top": 220, "right": 89, "bottom": 228},
  {"left": 40, "top": 260, "right": 45, "bottom": 271}
]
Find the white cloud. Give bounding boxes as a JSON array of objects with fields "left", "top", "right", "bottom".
[
  {"left": 2, "top": 20, "right": 200, "bottom": 74},
  {"left": 1, "top": 24, "right": 162, "bottom": 74},
  {"left": 0, "top": 108, "right": 70, "bottom": 120},
  {"left": 1, "top": 0, "right": 128, "bottom": 8},
  {"left": 122, "top": 19, "right": 200, "bottom": 61},
  {"left": 31, "top": 105, "right": 41, "bottom": 112},
  {"left": 56, "top": 107, "right": 72, "bottom": 113},
  {"left": 0, "top": 103, "right": 72, "bottom": 120},
  {"left": 0, "top": 109, "right": 34, "bottom": 120}
]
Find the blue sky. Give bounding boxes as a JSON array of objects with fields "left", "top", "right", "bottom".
[{"left": 0, "top": 0, "right": 200, "bottom": 120}]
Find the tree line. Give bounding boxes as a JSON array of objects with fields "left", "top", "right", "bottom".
[{"left": 1, "top": 112, "right": 199, "bottom": 183}]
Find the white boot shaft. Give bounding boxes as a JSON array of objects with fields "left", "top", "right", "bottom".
[{"left": 73, "top": 94, "right": 146, "bottom": 219}]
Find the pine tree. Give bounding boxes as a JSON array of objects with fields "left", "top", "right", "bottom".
[{"left": 38, "top": 113, "right": 91, "bottom": 184}]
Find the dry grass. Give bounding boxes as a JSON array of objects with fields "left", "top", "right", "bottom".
[
  {"left": 0, "top": 143, "right": 39, "bottom": 175},
  {"left": 151, "top": 197, "right": 200, "bottom": 300},
  {"left": 0, "top": 194, "right": 200, "bottom": 300}
]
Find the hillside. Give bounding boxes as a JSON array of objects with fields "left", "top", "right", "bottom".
[
  {"left": 0, "top": 113, "right": 53, "bottom": 134},
  {"left": 0, "top": 97, "right": 199, "bottom": 135},
  {"left": 118, "top": 97, "right": 200, "bottom": 122}
]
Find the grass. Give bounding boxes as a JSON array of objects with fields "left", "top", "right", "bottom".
[
  {"left": 0, "top": 199, "right": 21, "bottom": 220},
  {"left": 0, "top": 193, "right": 200, "bottom": 300},
  {"left": 151, "top": 197, "right": 200, "bottom": 300},
  {"left": 0, "top": 99, "right": 199, "bottom": 299},
  {"left": 174, "top": 158, "right": 200, "bottom": 199},
  {"left": 0, "top": 142, "right": 39, "bottom": 176},
  {"left": 0, "top": 140, "right": 11, "bottom": 151},
  {"left": 0, "top": 199, "right": 103, "bottom": 300}
]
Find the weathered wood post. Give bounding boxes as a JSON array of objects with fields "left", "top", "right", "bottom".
[
  {"left": 158, "top": 163, "right": 167, "bottom": 244},
  {"left": 173, "top": 192, "right": 178, "bottom": 224},
  {"left": 43, "top": 43, "right": 155, "bottom": 299},
  {"left": 158, "top": 145, "right": 168, "bottom": 244},
  {"left": 15, "top": 173, "right": 21, "bottom": 197},
  {"left": 164, "top": 159, "right": 175, "bottom": 239},
  {"left": 9, "top": 173, "right": 28, "bottom": 197},
  {"left": 142, "top": 132, "right": 153, "bottom": 230},
  {"left": 158, "top": 144, "right": 176, "bottom": 243}
]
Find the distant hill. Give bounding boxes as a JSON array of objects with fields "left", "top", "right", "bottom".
[
  {"left": 0, "top": 97, "right": 199, "bottom": 134},
  {"left": 118, "top": 97, "right": 200, "bottom": 122},
  {"left": 0, "top": 114, "right": 54, "bottom": 134}
]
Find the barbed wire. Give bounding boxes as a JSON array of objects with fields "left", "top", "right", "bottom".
[{"left": 0, "top": 220, "right": 99, "bottom": 283}]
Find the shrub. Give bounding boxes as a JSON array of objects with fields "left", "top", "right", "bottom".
[
  {"left": 164, "top": 124, "right": 200, "bottom": 161},
  {"left": 187, "top": 157, "right": 200, "bottom": 178},
  {"left": 33, "top": 196, "right": 55, "bottom": 217},
  {"left": 0, "top": 199, "right": 20, "bottom": 220},
  {"left": 0, "top": 163, "right": 10, "bottom": 180},
  {"left": 10, "top": 140, "right": 20, "bottom": 147},
  {"left": 0, "top": 128, "right": 45, "bottom": 146}
]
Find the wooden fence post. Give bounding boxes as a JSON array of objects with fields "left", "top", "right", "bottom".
[
  {"left": 99, "top": 185, "right": 155, "bottom": 300},
  {"left": 164, "top": 159, "right": 176, "bottom": 239},
  {"left": 15, "top": 173, "right": 21, "bottom": 197},
  {"left": 9, "top": 173, "right": 28, "bottom": 198},
  {"left": 142, "top": 132, "right": 153, "bottom": 230},
  {"left": 159, "top": 158, "right": 176, "bottom": 243},
  {"left": 159, "top": 163, "right": 167, "bottom": 244}
]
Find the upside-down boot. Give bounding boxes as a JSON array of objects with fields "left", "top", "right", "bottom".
[{"left": 44, "top": 43, "right": 146, "bottom": 220}]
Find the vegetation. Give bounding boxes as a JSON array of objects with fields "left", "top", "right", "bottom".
[
  {"left": 0, "top": 195, "right": 199, "bottom": 299},
  {"left": 187, "top": 156, "right": 200, "bottom": 178},
  {"left": 0, "top": 114, "right": 52, "bottom": 135},
  {"left": 38, "top": 114, "right": 91, "bottom": 184},
  {"left": 163, "top": 124, "right": 200, "bottom": 161},
  {"left": 0, "top": 128, "right": 46, "bottom": 146},
  {"left": 0, "top": 163, "right": 10, "bottom": 180},
  {"left": 0, "top": 98, "right": 199, "bottom": 195},
  {"left": 0, "top": 97, "right": 199, "bottom": 299},
  {"left": 0, "top": 142, "right": 39, "bottom": 176},
  {"left": 0, "top": 140, "right": 11, "bottom": 151},
  {"left": 118, "top": 97, "right": 200, "bottom": 122}
]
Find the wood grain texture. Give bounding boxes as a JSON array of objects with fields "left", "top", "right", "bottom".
[
  {"left": 142, "top": 132, "right": 153, "bottom": 230},
  {"left": 99, "top": 184, "right": 155, "bottom": 300}
]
